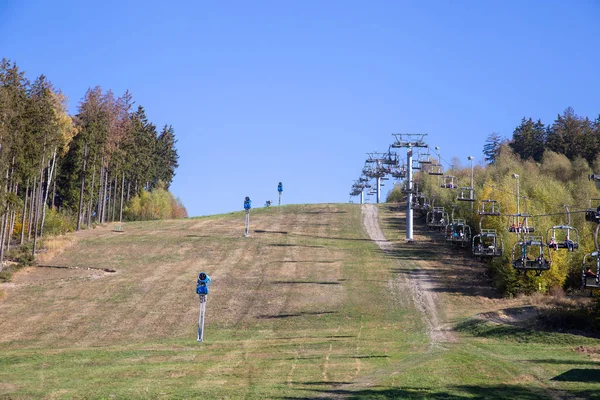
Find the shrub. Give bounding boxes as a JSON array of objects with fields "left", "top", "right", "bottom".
[
  {"left": 124, "top": 184, "right": 188, "bottom": 221},
  {"left": 43, "top": 207, "right": 76, "bottom": 236},
  {"left": 386, "top": 186, "right": 404, "bottom": 203}
]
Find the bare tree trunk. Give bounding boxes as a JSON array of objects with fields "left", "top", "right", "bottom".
[
  {"left": 97, "top": 160, "right": 104, "bottom": 224},
  {"left": 120, "top": 173, "right": 125, "bottom": 222},
  {"left": 76, "top": 144, "right": 88, "bottom": 231},
  {"left": 40, "top": 148, "right": 57, "bottom": 237},
  {"left": 33, "top": 155, "right": 45, "bottom": 259},
  {"left": 8, "top": 208, "right": 16, "bottom": 254},
  {"left": 0, "top": 212, "right": 7, "bottom": 265},
  {"left": 7, "top": 183, "right": 18, "bottom": 254},
  {"left": 102, "top": 168, "right": 109, "bottom": 223},
  {"left": 51, "top": 160, "right": 57, "bottom": 209},
  {"left": 87, "top": 160, "right": 96, "bottom": 228},
  {"left": 112, "top": 172, "right": 117, "bottom": 222},
  {"left": 106, "top": 176, "right": 112, "bottom": 223},
  {"left": 28, "top": 177, "right": 36, "bottom": 242},
  {"left": 0, "top": 168, "right": 10, "bottom": 264},
  {"left": 21, "top": 178, "right": 29, "bottom": 245},
  {"left": 127, "top": 180, "right": 131, "bottom": 203}
]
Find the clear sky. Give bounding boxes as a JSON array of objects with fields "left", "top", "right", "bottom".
[{"left": 1, "top": 1, "right": 599, "bottom": 216}]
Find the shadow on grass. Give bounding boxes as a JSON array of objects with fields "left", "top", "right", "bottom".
[
  {"left": 256, "top": 230, "right": 372, "bottom": 242},
  {"left": 527, "top": 359, "right": 600, "bottom": 366},
  {"left": 269, "top": 260, "right": 340, "bottom": 264},
  {"left": 551, "top": 368, "right": 600, "bottom": 382},
  {"left": 257, "top": 311, "right": 337, "bottom": 319},
  {"left": 302, "top": 211, "right": 348, "bottom": 215},
  {"left": 456, "top": 318, "right": 600, "bottom": 343},
  {"left": 282, "top": 383, "right": 600, "bottom": 400},
  {"left": 268, "top": 243, "right": 326, "bottom": 248},
  {"left": 271, "top": 280, "right": 340, "bottom": 285}
]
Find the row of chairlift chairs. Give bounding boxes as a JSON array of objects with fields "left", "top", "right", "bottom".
[
  {"left": 352, "top": 148, "right": 599, "bottom": 290},
  {"left": 420, "top": 190, "right": 598, "bottom": 290}
]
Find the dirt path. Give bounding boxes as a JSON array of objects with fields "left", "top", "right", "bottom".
[{"left": 362, "top": 204, "right": 456, "bottom": 345}]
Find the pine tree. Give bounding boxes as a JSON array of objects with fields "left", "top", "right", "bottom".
[{"left": 482, "top": 132, "right": 505, "bottom": 164}]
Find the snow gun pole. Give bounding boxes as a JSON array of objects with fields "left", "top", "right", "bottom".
[
  {"left": 244, "top": 210, "right": 250, "bottom": 237},
  {"left": 279, "top": 192, "right": 282, "bottom": 206},
  {"left": 197, "top": 295, "right": 207, "bottom": 342}
]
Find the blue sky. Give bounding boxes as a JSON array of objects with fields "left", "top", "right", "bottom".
[{"left": 1, "top": 1, "right": 599, "bottom": 216}]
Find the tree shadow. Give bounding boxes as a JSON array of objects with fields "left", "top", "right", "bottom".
[
  {"left": 271, "top": 280, "right": 341, "bottom": 285},
  {"left": 280, "top": 383, "right": 600, "bottom": 400},
  {"left": 268, "top": 243, "right": 326, "bottom": 248},
  {"left": 257, "top": 311, "right": 337, "bottom": 319},
  {"left": 551, "top": 368, "right": 600, "bottom": 382}
]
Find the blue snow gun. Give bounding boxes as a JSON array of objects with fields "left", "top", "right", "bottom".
[
  {"left": 278, "top": 182, "right": 283, "bottom": 193},
  {"left": 196, "top": 272, "right": 212, "bottom": 295},
  {"left": 244, "top": 196, "right": 252, "bottom": 211}
]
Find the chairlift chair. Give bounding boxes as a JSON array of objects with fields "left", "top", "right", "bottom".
[
  {"left": 472, "top": 229, "right": 503, "bottom": 257},
  {"left": 428, "top": 163, "right": 444, "bottom": 176},
  {"left": 417, "top": 152, "right": 433, "bottom": 164},
  {"left": 445, "top": 219, "right": 471, "bottom": 247},
  {"left": 546, "top": 225, "right": 579, "bottom": 252},
  {"left": 382, "top": 152, "right": 399, "bottom": 166},
  {"left": 411, "top": 194, "right": 430, "bottom": 212},
  {"left": 508, "top": 214, "right": 535, "bottom": 233},
  {"left": 440, "top": 175, "right": 456, "bottom": 189},
  {"left": 478, "top": 200, "right": 501, "bottom": 216},
  {"left": 456, "top": 187, "right": 476, "bottom": 202},
  {"left": 392, "top": 168, "right": 407, "bottom": 179},
  {"left": 426, "top": 207, "right": 449, "bottom": 230},
  {"left": 581, "top": 252, "right": 600, "bottom": 289},
  {"left": 511, "top": 236, "right": 551, "bottom": 275},
  {"left": 585, "top": 200, "right": 600, "bottom": 223}
]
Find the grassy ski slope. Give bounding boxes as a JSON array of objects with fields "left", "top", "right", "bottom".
[{"left": 0, "top": 203, "right": 598, "bottom": 399}]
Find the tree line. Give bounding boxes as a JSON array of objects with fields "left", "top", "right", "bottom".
[
  {"left": 484, "top": 107, "right": 600, "bottom": 167},
  {"left": 0, "top": 58, "right": 182, "bottom": 268}
]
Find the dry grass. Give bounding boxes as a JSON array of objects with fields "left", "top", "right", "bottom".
[{"left": 35, "top": 233, "right": 79, "bottom": 265}]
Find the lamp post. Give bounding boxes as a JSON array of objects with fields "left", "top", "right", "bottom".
[
  {"left": 468, "top": 156, "right": 474, "bottom": 207},
  {"left": 512, "top": 174, "right": 520, "bottom": 215}
]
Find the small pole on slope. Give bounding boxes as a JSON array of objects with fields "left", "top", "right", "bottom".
[
  {"left": 198, "top": 295, "right": 206, "bottom": 342},
  {"left": 244, "top": 196, "right": 252, "bottom": 237},
  {"left": 196, "top": 272, "right": 211, "bottom": 342},
  {"left": 407, "top": 148, "right": 414, "bottom": 240},
  {"left": 278, "top": 182, "right": 283, "bottom": 206}
]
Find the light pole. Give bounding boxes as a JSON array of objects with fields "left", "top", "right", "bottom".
[
  {"left": 512, "top": 174, "right": 520, "bottom": 215},
  {"left": 468, "top": 156, "right": 474, "bottom": 207}
]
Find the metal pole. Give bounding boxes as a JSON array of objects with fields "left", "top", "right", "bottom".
[
  {"left": 279, "top": 192, "right": 282, "bottom": 206},
  {"left": 360, "top": 189, "right": 364, "bottom": 204},
  {"left": 514, "top": 174, "right": 520, "bottom": 215},
  {"left": 407, "top": 148, "right": 414, "bottom": 240},
  {"left": 468, "top": 156, "right": 474, "bottom": 210},
  {"left": 376, "top": 176, "right": 381, "bottom": 204},
  {"left": 244, "top": 210, "right": 250, "bottom": 237},
  {"left": 198, "top": 295, "right": 206, "bottom": 342}
]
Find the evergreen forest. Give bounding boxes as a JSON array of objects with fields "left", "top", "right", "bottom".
[{"left": 0, "top": 59, "right": 185, "bottom": 269}]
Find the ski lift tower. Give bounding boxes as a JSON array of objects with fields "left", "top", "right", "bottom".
[
  {"left": 391, "top": 133, "right": 428, "bottom": 241},
  {"left": 365, "top": 152, "right": 391, "bottom": 204}
]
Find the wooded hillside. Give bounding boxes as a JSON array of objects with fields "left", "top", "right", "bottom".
[{"left": 0, "top": 58, "right": 183, "bottom": 267}]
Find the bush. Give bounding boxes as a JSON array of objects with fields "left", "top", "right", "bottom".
[
  {"left": 43, "top": 207, "right": 76, "bottom": 236},
  {"left": 386, "top": 186, "right": 404, "bottom": 203},
  {"left": 124, "top": 184, "right": 188, "bottom": 221}
]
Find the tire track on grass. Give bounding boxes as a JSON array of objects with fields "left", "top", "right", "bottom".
[{"left": 361, "top": 204, "right": 456, "bottom": 347}]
